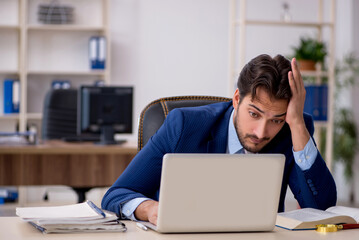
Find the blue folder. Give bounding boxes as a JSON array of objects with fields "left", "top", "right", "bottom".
[
  {"left": 4, "top": 79, "right": 14, "bottom": 114},
  {"left": 3, "top": 79, "right": 20, "bottom": 114},
  {"left": 89, "top": 36, "right": 106, "bottom": 70}
]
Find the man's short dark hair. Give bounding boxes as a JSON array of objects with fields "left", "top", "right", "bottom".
[{"left": 237, "top": 54, "right": 292, "bottom": 104}]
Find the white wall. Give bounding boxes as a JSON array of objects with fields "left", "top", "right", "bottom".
[{"left": 109, "top": 0, "right": 230, "bottom": 142}]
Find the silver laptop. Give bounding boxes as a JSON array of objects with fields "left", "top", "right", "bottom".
[{"left": 142, "top": 153, "right": 285, "bottom": 233}]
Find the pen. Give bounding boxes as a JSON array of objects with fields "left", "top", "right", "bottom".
[
  {"left": 86, "top": 200, "right": 106, "bottom": 218},
  {"left": 136, "top": 222, "right": 148, "bottom": 231}
]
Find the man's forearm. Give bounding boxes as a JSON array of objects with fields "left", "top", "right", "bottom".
[{"left": 289, "top": 120, "right": 311, "bottom": 152}]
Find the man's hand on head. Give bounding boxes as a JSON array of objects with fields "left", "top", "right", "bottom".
[
  {"left": 286, "top": 58, "right": 310, "bottom": 151},
  {"left": 134, "top": 200, "right": 159, "bottom": 226},
  {"left": 286, "top": 58, "right": 306, "bottom": 127}
]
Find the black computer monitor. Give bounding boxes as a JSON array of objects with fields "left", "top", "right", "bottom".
[{"left": 77, "top": 85, "right": 133, "bottom": 145}]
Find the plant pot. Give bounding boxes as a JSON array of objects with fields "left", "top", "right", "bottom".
[
  {"left": 304, "top": 85, "right": 328, "bottom": 121},
  {"left": 298, "top": 60, "right": 316, "bottom": 71}
]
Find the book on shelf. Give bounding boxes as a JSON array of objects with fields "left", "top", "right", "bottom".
[
  {"left": 276, "top": 206, "right": 359, "bottom": 230},
  {"left": 89, "top": 36, "right": 106, "bottom": 70},
  {"left": 304, "top": 85, "right": 328, "bottom": 121},
  {"left": 3, "top": 79, "right": 20, "bottom": 114},
  {"left": 16, "top": 200, "right": 126, "bottom": 234}
]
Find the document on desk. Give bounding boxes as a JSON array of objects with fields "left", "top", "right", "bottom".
[{"left": 16, "top": 200, "right": 126, "bottom": 233}]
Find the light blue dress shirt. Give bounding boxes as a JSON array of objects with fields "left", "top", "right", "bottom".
[
  {"left": 227, "top": 110, "right": 317, "bottom": 170},
  {"left": 121, "top": 110, "right": 318, "bottom": 220}
]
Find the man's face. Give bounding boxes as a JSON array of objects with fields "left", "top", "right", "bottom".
[{"left": 232, "top": 87, "right": 288, "bottom": 153}]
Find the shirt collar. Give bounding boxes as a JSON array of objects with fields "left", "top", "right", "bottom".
[{"left": 227, "top": 109, "right": 244, "bottom": 154}]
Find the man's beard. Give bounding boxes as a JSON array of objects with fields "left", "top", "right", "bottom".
[{"left": 234, "top": 116, "right": 270, "bottom": 153}]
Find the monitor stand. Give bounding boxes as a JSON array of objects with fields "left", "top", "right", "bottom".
[{"left": 97, "top": 125, "right": 126, "bottom": 145}]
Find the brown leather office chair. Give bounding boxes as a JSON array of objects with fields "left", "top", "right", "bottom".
[{"left": 137, "top": 96, "right": 232, "bottom": 151}]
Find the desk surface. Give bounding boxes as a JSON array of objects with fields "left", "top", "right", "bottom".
[
  {"left": 1, "top": 218, "right": 358, "bottom": 240},
  {"left": 0, "top": 140, "right": 138, "bottom": 154}
]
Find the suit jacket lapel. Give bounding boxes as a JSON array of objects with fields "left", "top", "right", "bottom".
[{"left": 207, "top": 105, "right": 233, "bottom": 153}]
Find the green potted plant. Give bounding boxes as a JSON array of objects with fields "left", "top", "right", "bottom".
[
  {"left": 292, "top": 36, "right": 327, "bottom": 70},
  {"left": 293, "top": 36, "right": 329, "bottom": 121}
]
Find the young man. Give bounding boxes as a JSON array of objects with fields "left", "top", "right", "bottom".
[{"left": 102, "top": 54, "right": 337, "bottom": 226}]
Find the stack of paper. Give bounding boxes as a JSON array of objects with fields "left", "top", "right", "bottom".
[{"left": 16, "top": 201, "right": 126, "bottom": 234}]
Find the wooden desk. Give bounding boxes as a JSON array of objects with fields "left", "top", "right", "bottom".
[
  {"left": 0, "top": 140, "right": 137, "bottom": 188},
  {"left": 1, "top": 218, "right": 359, "bottom": 240}
]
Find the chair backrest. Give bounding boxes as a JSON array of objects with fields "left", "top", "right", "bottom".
[
  {"left": 138, "top": 96, "right": 232, "bottom": 151},
  {"left": 42, "top": 89, "right": 78, "bottom": 140}
]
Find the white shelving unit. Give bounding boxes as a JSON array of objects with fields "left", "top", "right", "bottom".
[
  {"left": 0, "top": 1, "right": 21, "bottom": 125},
  {"left": 229, "top": 0, "right": 336, "bottom": 170},
  {"left": 0, "top": 0, "right": 110, "bottom": 134}
]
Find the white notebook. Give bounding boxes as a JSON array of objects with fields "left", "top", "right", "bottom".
[
  {"left": 16, "top": 201, "right": 114, "bottom": 223},
  {"left": 16, "top": 201, "right": 126, "bottom": 233}
]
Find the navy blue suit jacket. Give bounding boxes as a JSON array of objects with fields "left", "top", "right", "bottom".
[{"left": 102, "top": 101, "right": 337, "bottom": 216}]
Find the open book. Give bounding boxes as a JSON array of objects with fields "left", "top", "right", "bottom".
[
  {"left": 276, "top": 206, "right": 359, "bottom": 230},
  {"left": 16, "top": 200, "right": 126, "bottom": 233}
]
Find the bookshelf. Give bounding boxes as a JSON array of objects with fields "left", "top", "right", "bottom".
[
  {"left": 0, "top": 0, "right": 111, "bottom": 133},
  {"left": 228, "top": 0, "right": 336, "bottom": 169}
]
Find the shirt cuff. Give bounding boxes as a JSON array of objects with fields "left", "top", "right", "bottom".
[
  {"left": 292, "top": 137, "right": 318, "bottom": 171},
  {"left": 121, "top": 197, "right": 151, "bottom": 221}
]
